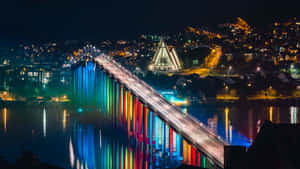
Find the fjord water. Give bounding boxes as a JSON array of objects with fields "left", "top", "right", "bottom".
[
  {"left": 0, "top": 102, "right": 299, "bottom": 168},
  {"left": 0, "top": 103, "right": 183, "bottom": 169}
]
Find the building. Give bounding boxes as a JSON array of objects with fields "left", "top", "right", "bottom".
[{"left": 149, "top": 38, "right": 182, "bottom": 72}]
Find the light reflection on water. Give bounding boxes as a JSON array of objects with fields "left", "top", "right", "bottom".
[
  {"left": 186, "top": 104, "right": 300, "bottom": 147},
  {"left": 0, "top": 104, "right": 182, "bottom": 169},
  {"left": 0, "top": 103, "right": 299, "bottom": 168},
  {"left": 3, "top": 107, "right": 7, "bottom": 133},
  {"left": 43, "top": 107, "right": 46, "bottom": 138}
]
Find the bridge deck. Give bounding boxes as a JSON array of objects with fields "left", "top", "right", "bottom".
[{"left": 94, "top": 56, "right": 227, "bottom": 168}]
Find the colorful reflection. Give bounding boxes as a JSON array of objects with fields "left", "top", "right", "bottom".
[
  {"left": 70, "top": 121, "right": 212, "bottom": 169},
  {"left": 73, "top": 62, "right": 216, "bottom": 168},
  {"left": 73, "top": 62, "right": 96, "bottom": 107}
]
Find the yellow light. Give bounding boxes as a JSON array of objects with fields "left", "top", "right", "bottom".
[
  {"left": 185, "top": 99, "right": 189, "bottom": 105},
  {"left": 225, "top": 107, "right": 229, "bottom": 141},
  {"left": 63, "top": 109, "right": 67, "bottom": 130},
  {"left": 3, "top": 108, "right": 7, "bottom": 133},
  {"left": 269, "top": 106, "right": 273, "bottom": 122}
]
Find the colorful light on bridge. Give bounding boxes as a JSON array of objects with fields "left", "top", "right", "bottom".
[{"left": 73, "top": 61, "right": 218, "bottom": 168}]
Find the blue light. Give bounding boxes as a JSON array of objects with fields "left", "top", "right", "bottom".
[{"left": 77, "top": 108, "right": 83, "bottom": 113}]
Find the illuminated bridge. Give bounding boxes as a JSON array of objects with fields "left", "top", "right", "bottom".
[{"left": 73, "top": 53, "right": 227, "bottom": 168}]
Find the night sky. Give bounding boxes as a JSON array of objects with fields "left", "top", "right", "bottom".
[{"left": 0, "top": 0, "right": 299, "bottom": 40}]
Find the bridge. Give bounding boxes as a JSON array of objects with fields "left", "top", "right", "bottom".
[{"left": 73, "top": 49, "right": 227, "bottom": 169}]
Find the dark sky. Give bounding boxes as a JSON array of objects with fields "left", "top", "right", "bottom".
[{"left": 0, "top": 0, "right": 299, "bottom": 40}]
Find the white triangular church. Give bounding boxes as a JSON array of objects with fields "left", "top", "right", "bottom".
[{"left": 149, "top": 38, "right": 182, "bottom": 72}]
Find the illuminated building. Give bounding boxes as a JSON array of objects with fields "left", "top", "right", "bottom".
[{"left": 149, "top": 38, "right": 182, "bottom": 72}]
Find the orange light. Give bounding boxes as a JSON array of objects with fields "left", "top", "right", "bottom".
[
  {"left": 225, "top": 107, "right": 229, "bottom": 141},
  {"left": 269, "top": 106, "right": 273, "bottom": 122},
  {"left": 3, "top": 108, "right": 7, "bottom": 133}
]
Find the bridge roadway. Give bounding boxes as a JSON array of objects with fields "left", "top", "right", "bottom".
[{"left": 94, "top": 56, "right": 227, "bottom": 168}]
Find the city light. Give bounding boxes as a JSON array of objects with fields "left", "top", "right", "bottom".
[{"left": 0, "top": 14, "right": 299, "bottom": 169}]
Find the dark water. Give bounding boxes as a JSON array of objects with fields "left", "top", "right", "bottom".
[
  {"left": 0, "top": 103, "right": 183, "bottom": 169},
  {"left": 0, "top": 102, "right": 298, "bottom": 168},
  {"left": 187, "top": 102, "right": 300, "bottom": 147}
]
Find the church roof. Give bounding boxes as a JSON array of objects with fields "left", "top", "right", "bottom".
[{"left": 151, "top": 38, "right": 182, "bottom": 71}]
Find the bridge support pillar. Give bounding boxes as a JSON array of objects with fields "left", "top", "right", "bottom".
[
  {"left": 161, "top": 121, "right": 165, "bottom": 155},
  {"left": 192, "top": 147, "right": 196, "bottom": 166},
  {"left": 123, "top": 88, "right": 126, "bottom": 126},
  {"left": 154, "top": 115, "right": 159, "bottom": 150},
  {"left": 187, "top": 143, "right": 191, "bottom": 165},
  {"left": 138, "top": 101, "right": 142, "bottom": 141},
  {"left": 197, "top": 151, "right": 201, "bottom": 167},
  {"left": 118, "top": 85, "right": 121, "bottom": 125},
  {"left": 143, "top": 106, "right": 148, "bottom": 144},
  {"left": 133, "top": 97, "right": 137, "bottom": 137},
  {"left": 176, "top": 132, "right": 181, "bottom": 157},
  {"left": 127, "top": 92, "right": 131, "bottom": 136},
  {"left": 149, "top": 110, "right": 153, "bottom": 147},
  {"left": 115, "top": 83, "right": 119, "bottom": 125},
  {"left": 183, "top": 139, "right": 187, "bottom": 163}
]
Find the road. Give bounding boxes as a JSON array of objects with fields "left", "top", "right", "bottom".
[{"left": 94, "top": 56, "right": 227, "bottom": 168}]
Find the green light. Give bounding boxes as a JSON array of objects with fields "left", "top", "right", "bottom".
[
  {"left": 110, "top": 143, "right": 112, "bottom": 169},
  {"left": 130, "top": 150, "right": 133, "bottom": 169},
  {"left": 121, "top": 145, "right": 124, "bottom": 169},
  {"left": 107, "top": 143, "right": 109, "bottom": 169},
  {"left": 202, "top": 156, "right": 206, "bottom": 168},
  {"left": 125, "top": 147, "right": 128, "bottom": 169}
]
